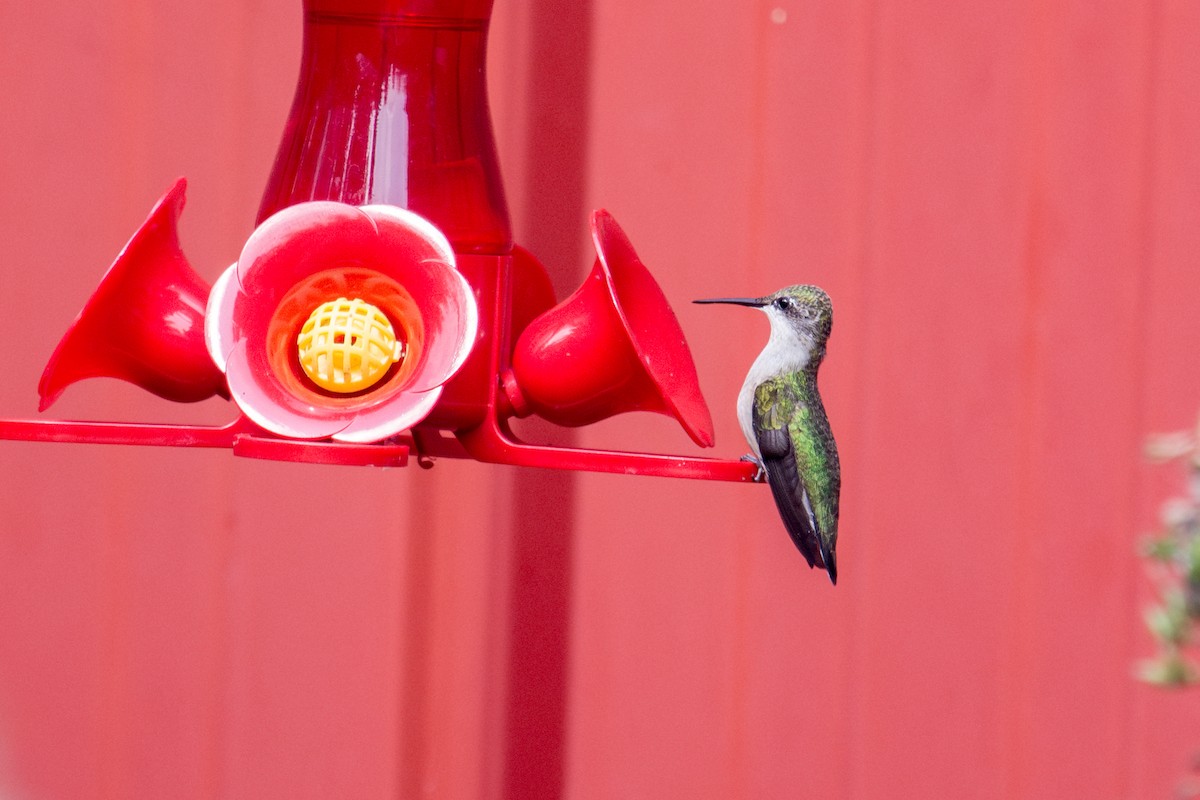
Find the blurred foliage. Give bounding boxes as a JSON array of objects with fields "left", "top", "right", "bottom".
[{"left": 1139, "top": 414, "right": 1200, "bottom": 688}]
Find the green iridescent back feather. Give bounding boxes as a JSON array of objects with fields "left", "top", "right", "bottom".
[{"left": 754, "top": 369, "right": 840, "bottom": 547}]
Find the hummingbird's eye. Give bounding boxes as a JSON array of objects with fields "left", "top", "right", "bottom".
[{"left": 775, "top": 297, "right": 793, "bottom": 311}]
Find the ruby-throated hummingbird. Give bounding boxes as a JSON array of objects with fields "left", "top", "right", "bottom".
[{"left": 695, "top": 285, "right": 840, "bottom": 584}]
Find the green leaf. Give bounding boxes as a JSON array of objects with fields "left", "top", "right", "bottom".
[
  {"left": 1145, "top": 594, "right": 1191, "bottom": 645},
  {"left": 1137, "top": 654, "right": 1197, "bottom": 687},
  {"left": 1142, "top": 535, "right": 1179, "bottom": 562}
]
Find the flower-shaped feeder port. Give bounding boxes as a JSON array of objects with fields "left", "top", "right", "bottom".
[{"left": 205, "top": 201, "right": 479, "bottom": 443}]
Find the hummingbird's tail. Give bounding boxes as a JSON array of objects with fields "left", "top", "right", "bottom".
[{"left": 822, "top": 545, "right": 838, "bottom": 585}]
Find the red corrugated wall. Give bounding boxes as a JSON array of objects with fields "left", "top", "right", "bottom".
[{"left": 3, "top": 1, "right": 1200, "bottom": 798}]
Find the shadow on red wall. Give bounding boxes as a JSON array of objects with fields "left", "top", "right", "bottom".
[{"left": 502, "top": 0, "right": 591, "bottom": 797}]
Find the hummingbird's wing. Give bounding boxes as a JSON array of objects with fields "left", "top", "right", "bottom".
[{"left": 753, "top": 382, "right": 834, "bottom": 582}]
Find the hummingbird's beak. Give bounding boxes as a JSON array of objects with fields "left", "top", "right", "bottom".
[{"left": 693, "top": 297, "right": 765, "bottom": 307}]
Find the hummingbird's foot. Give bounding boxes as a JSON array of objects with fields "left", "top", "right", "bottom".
[{"left": 739, "top": 454, "right": 767, "bottom": 482}]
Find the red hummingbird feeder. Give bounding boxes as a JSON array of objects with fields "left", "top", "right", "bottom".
[{"left": 0, "top": 0, "right": 756, "bottom": 482}]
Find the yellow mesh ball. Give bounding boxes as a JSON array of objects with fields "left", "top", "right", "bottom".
[{"left": 296, "top": 297, "right": 404, "bottom": 393}]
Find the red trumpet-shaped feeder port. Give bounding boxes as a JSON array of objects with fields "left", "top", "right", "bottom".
[
  {"left": 37, "top": 178, "right": 229, "bottom": 411},
  {"left": 440, "top": 210, "right": 755, "bottom": 482},
  {"left": 205, "top": 201, "right": 479, "bottom": 443},
  {"left": 500, "top": 210, "right": 714, "bottom": 448}
]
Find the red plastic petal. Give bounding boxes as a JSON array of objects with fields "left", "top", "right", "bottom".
[
  {"left": 204, "top": 263, "right": 240, "bottom": 372},
  {"left": 333, "top": 386, "right": 444, "bottom": 443},
  {"left": 224, "top": 341, "right": 350, "bottom": 440},
  {"left": 365, "top": 205, "right": 479, "bottom": 392},
  {"left": 236, "top": 202, "right": 382, "bottom": 301}
]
